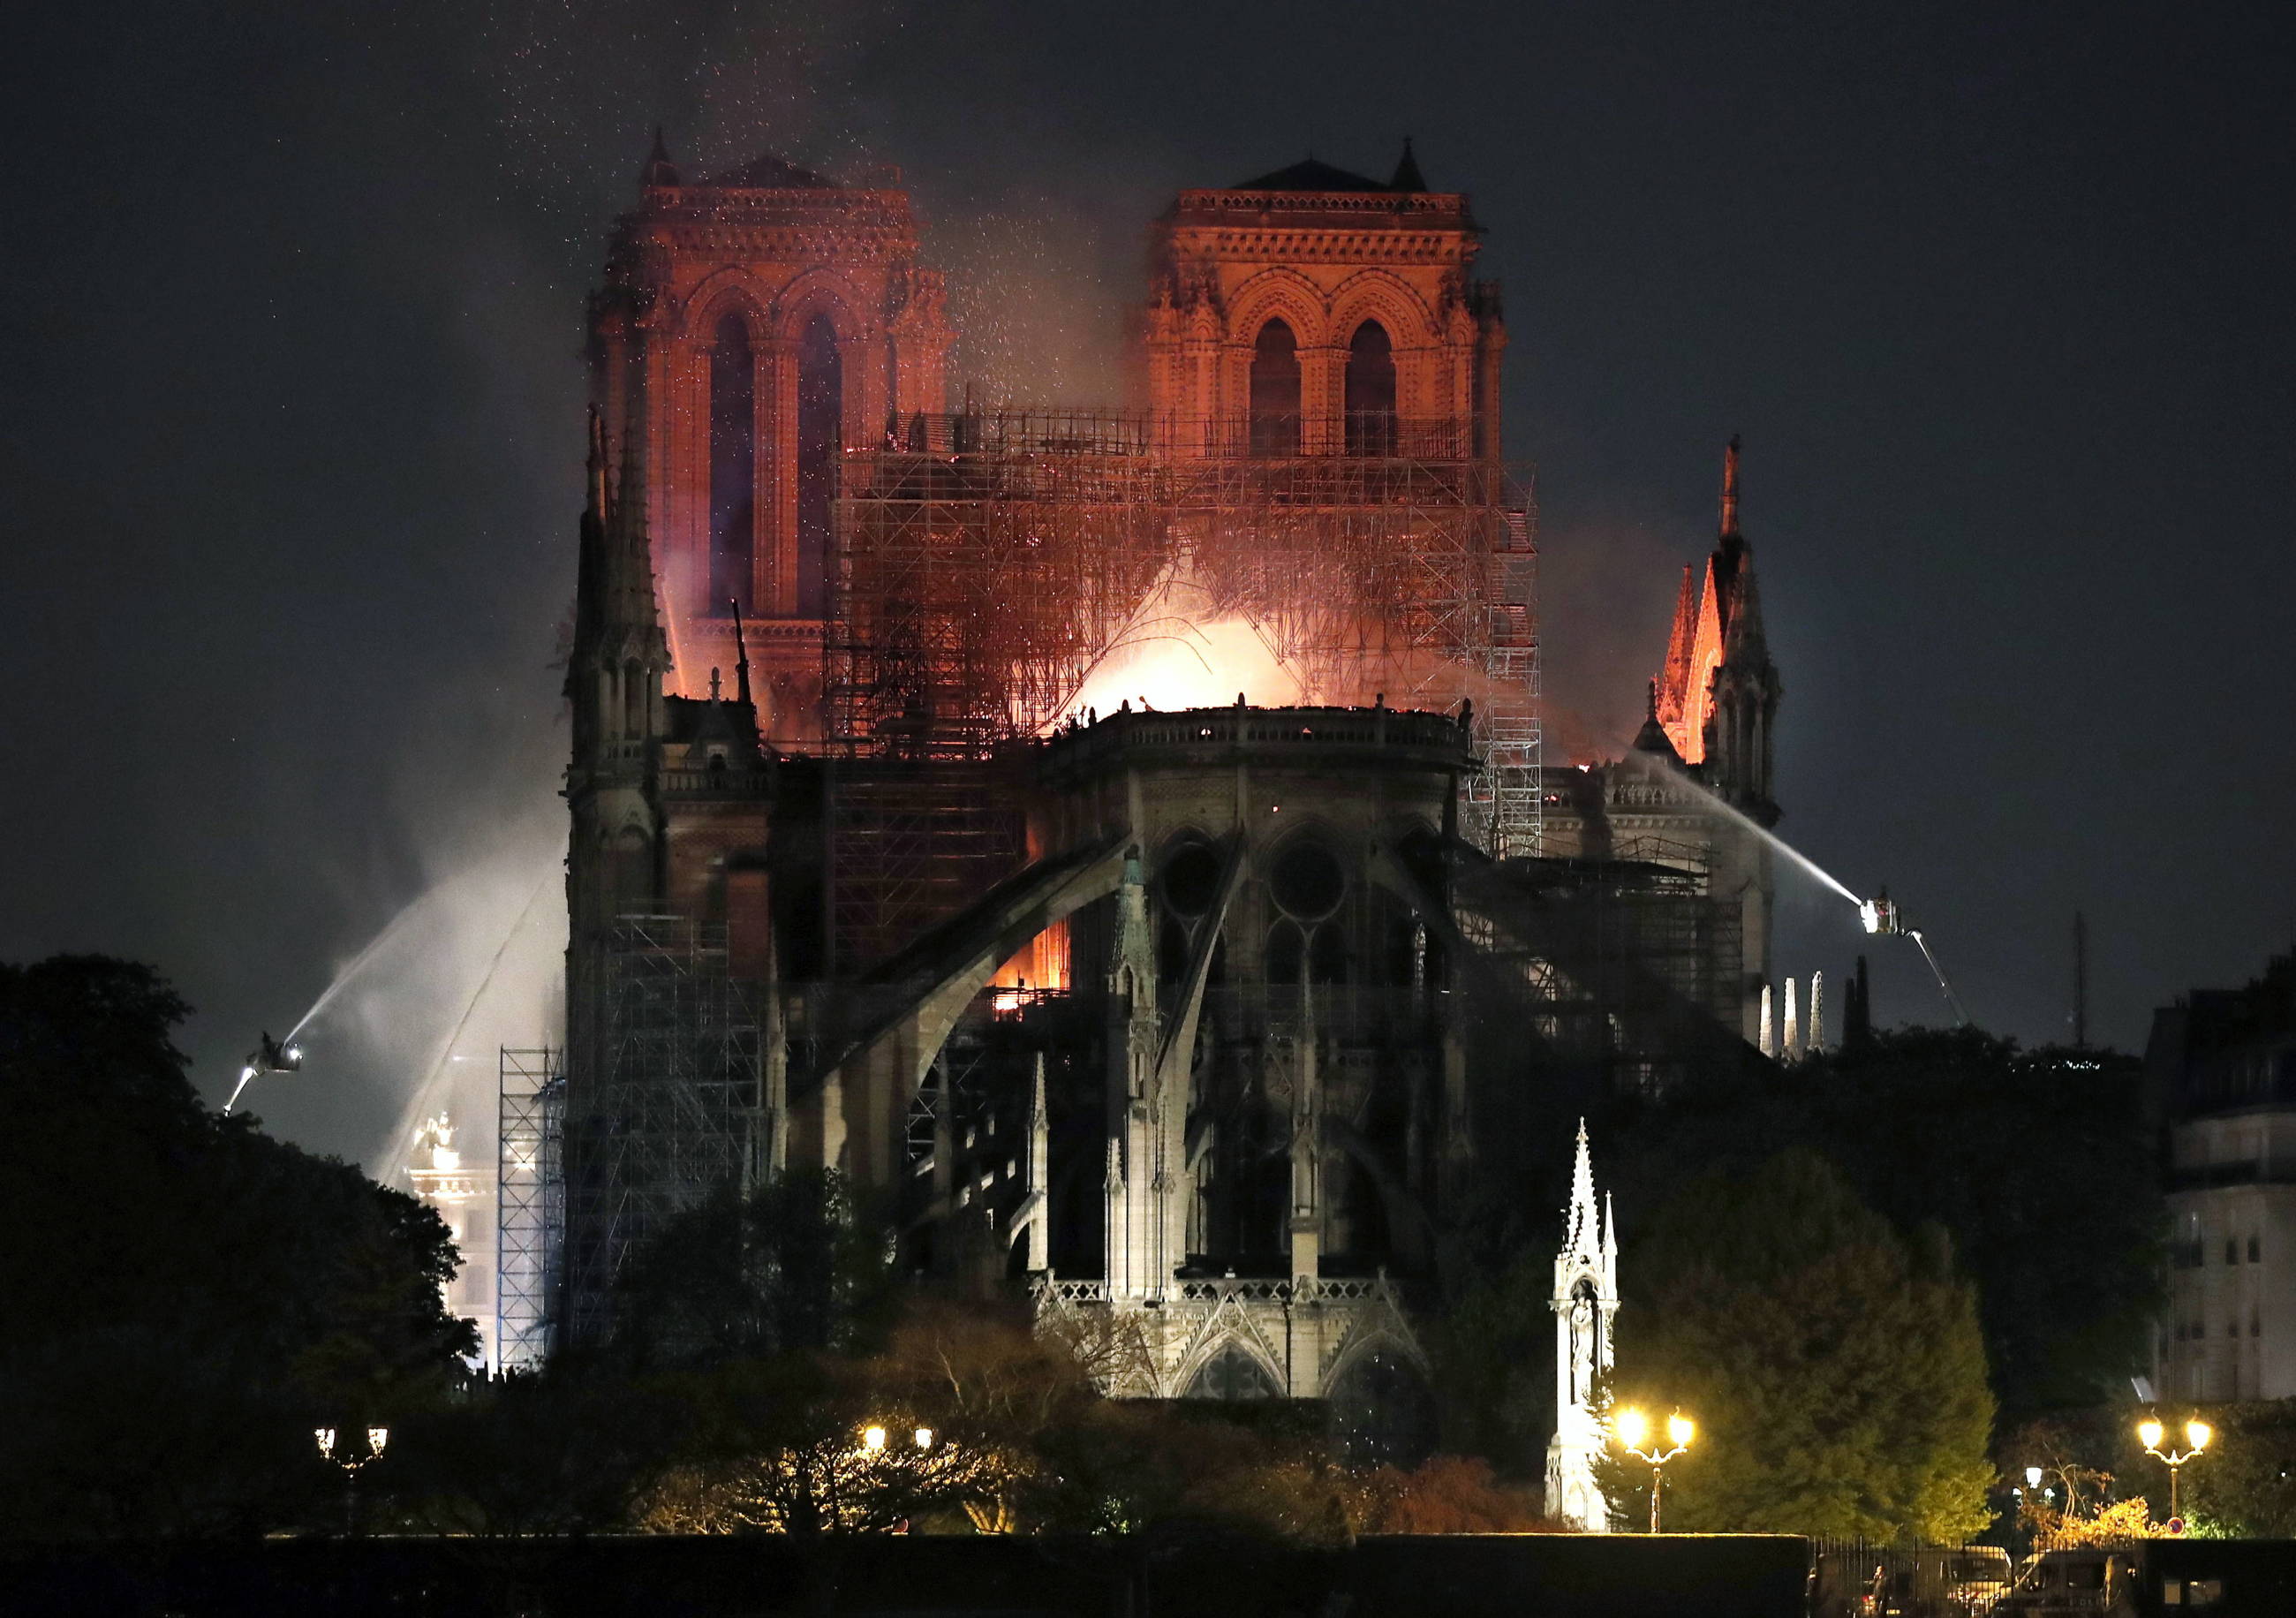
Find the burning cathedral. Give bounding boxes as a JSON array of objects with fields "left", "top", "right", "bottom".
[{"left": 497, "top": 137, "right": 1783, "bottom": 1468}]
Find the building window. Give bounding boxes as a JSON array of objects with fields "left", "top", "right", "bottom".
[
  {"left": 1269, "top": 837, "right": 1346, "bottom": 920},
  {"left": 2250, "top": 1234, "right": 2262, "bottom": 1262},
  {"left": 1344, "top": 320, "right": 1397, "bottom": 454},
  {"left": 1265, "top": 919, "right": 1305, "bottom": 985},
  {"left": 1249, "top": 318, "right": 1301, "bottom": 455},
  {"left": 795, "top": 313, "right": 842, "bottom": 618},
  {"left": 707, "top": 314, "right": 757, "bottom": 616}
]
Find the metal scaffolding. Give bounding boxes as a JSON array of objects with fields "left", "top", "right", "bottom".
[
  {"left": 562, "top": 917, "right": 766, "bottom": 1346},
  {"left": 826, "top": 756, "right": 1027, "bottom": 976},
  {"left": 819, "top": 412, "right": 1541, "bottom": 961},
  {"left": 1450, "top": 847, "right": 1746, "bottom": 1096},
  {"left": 495, "top": 1047, "right": 563, "bottom": 1372}
]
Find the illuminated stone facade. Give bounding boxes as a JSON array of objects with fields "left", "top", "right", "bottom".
[
  {"left": 1144, "top": 147, "right": 1504, "bottom": 460},
  {"left": 544, "top": 143, "right": 1781, "bottom": 1469},
  {"left": 404, "top": 1113, "right": 495, "bottom": 1369},
  {"left": 2149, "top": 952, "right": 2296, "bottom": 1401},
  {"left": 1545, "top": 1122, "right": 1618, "bottom": 1531},
  {"left": 590, "top": 136, "right": 952, "bottom": 735}
]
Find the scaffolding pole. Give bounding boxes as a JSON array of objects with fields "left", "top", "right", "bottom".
[
  {"left": 819, "top": 412, "right": 1543, "bottom": 960},
  {"left": 563, "top": 917, "right": 765, "bottom": 1347},
  {"left": 495, "top": 1047, "right": 563, "bottom": 1372}
]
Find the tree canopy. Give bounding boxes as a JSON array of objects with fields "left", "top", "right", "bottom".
[
  {"left": 1597, "top": 1148, "right": 1996, "bottom": 1539},
  {"left": 1603, "top": 1028, "right": 2161, "bottom": 1428},
  {"left": 0, "top": 956, "right": 475, "bottom": 1539}
]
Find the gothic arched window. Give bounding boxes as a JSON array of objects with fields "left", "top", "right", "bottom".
[
  {"left": 1184, "top": 1342, "right": 1280, "bottom": 1401},
  {"left": 1249, "top": 318, "right": 1300, "bottom": 456},
  {"left": 1344, "top": 320, "right": 1397, "bottom": 454},
  {"left": 1328, "top": 1348, "right": 1437, "bottom": 1468},
  {"left": 610, "top": 827, "right": 652, "bottom": 915},
  {"left": 622, "top": 657, "right": 645, "bottom": 738},
  {"left": 707, "top": 314, "right": 757, "bottom": 616},
  {"left": 795, "top": 313, "right": 843, "bottom": 617},
  {"left": 1265, "top": 920, "right": 1304, "bottom": 985}
]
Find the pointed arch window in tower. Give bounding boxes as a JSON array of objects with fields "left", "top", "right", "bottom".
[
  {"left": 1344, "top": 320, "right": 1397, "bottom": 454},
  {"left": 1249, "top": 318, "right": 1300, "bottom": 456},
  {"left": 622, "top": 658, "right": 646, "bottom": 738},
  {"left": 795, "top": 314, "right": 842, "bottom": 618},
  {"left": 707, "top": 314, "right": 757, "bottom": 616}
]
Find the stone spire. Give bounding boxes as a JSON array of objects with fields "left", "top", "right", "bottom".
[
  {"left": 1809, "top": 970, "right": 1826, "bottom": 1055},
  {"left": 731, "top": 600, "right": 752, "bottom": 708},
  {"left": 1105, "top": 849, "right": 1168, "bottom": 1297},
  {"left": 1562, "top": 1117, "right": 1599, "bottom": 1260},
  {"left": 1548, "top": 1121, "right": 1620, "bottom": 1530},
  {"left": 1027, "top": 1055, "right": 1050, "bottom": 1236},
  {"left": 568, "top": 396, "right": 671, "bottom": 755},
  {"left": 639, "top": 125, "right": 681, "bottom": 189},
  {"left": 1655, "top": 563, "right": 1698, "bottom": 736},
  {"left": 1702, "top": 435, "right": 1779, "bottom": 810}
]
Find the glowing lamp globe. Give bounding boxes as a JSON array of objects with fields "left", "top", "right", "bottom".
[
  {"left": 862, "top": 1425, "right": 887, "bottom": 1452},
  {"left": 1614, "top": 1408, "right": 1649, "bottom": 1448},
  {"left": 2186, "top": 1420, "right": 2213, "bottom": 1453},
  {"left": 1666, "top": 1413, "right": 1696, "bottom": 1448},
  {"left": 2139, "top": 1419, "right": 2166, "bottom": 1450}
]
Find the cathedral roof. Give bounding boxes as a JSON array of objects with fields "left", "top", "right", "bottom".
[
  {"left": 1231, "top": 156, "right": 1395, "bottom": 193},
  {"left": 703, "top": 151, "right": 836, "bottom": 189}
]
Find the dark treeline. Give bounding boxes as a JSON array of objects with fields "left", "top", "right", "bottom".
[{"left": 0, "top": 956, "right": 472, "bottom": 1538}]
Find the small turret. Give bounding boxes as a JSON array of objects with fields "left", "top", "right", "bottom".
[
  {"left": 1390, "top": 136, "right": 1428, "bottom": 193},
  {"left": 639, "top": 125, "right": 681, "bottom": 189},
  {"left": 1632, "top": 676, "right": 1684, "bottom": 762}
]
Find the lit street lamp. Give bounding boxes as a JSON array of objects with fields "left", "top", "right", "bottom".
[
  {"left": 2138, "top": 1418, "right": 2211, "bottom": 1523},
  {"left": 860, "top": 1422, "right": 934, "bottom": 1455},
  {"left": 1612, "top": 1408, "right": 1695, "bottom": 1532},
  {"left": 314, "top": 1425, "right": 389, "bottom": 1536}
]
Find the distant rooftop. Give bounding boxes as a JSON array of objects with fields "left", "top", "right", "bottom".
[
  {"left": 1231, "top": 140, "right": 1433, "bottom": 195},
  {"left": 1233, "top": 157, "right": 1393, "bottom": 193},
  {"left": 702, "top": 151, "right": 836, "bottom": 189}
]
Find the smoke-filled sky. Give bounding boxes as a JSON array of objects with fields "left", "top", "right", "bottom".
[{"left": 4, "top": 2, "right": 2292, "bottom": 1169}]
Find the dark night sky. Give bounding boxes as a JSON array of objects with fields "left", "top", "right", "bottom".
[{"left": 5, "top": 2, "right": 2292, "bottom": 1172}]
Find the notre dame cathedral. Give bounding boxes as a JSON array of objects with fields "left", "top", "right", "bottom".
[{"left": 505, "top": 134, "right": 1782, "bottom": 1465}]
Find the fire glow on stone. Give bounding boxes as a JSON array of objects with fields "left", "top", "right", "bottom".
[{"left": 1055, "top": 613, "right": 1305, "bottom": 725}]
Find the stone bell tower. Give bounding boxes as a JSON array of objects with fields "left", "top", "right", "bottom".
[
  {"left": 1144, "top": 141, "right": 1504, "bottom": 460},
  {"left": 589, "top": 132, "right": 953, "bottom": 737},
  {"left": 1545, "top": 1120, "right": 1620, "bottom": 1530}
]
